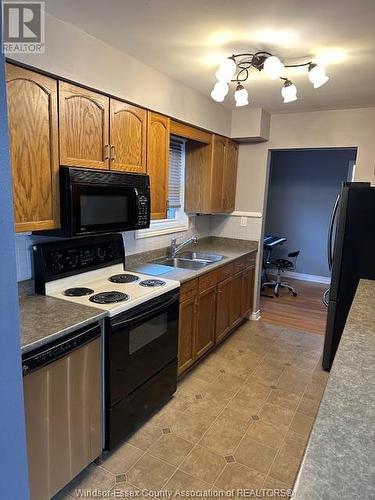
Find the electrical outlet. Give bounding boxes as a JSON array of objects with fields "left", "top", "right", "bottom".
[{"left": 240, "top": 216, "right": 247, "bottom": 227}]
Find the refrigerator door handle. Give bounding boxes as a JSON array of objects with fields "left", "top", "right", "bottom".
[{"left": 328, "top": 194, "right": 340, "bottom": 271}]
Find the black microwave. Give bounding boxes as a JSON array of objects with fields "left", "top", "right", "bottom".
[{"left": 37, "top": 167, "right": 150, "bottom": 237}]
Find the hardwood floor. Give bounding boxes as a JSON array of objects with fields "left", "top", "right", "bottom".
[{"left": 260, "top": 278, "right": 328, "bottom": 335}]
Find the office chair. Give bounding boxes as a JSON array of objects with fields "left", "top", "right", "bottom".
[{"left": 262, "top": 251, "right": 300, "bottom": 297}]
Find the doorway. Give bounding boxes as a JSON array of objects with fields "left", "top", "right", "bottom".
[{"left": 260, "top": 147, "right": 357, "bottom": 334}]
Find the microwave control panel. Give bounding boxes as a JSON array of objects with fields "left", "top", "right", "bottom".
[{"left": 137, "top": 193, "right": 150, "bottom": 228}]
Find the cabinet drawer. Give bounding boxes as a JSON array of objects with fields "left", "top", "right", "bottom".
[
  {"left": 217, "top": 262, "right": 234, "bottom": 282},
  {"left": 180, "top": 279, "right": 198, "bottom": 302},
  {"left": 245, "top": 253, "right": 256, "bottom": 268},
  {"left": 199, "top": 270, "right": 218, "bottom": 293},
  {"left": 233, "top": 257, "right": 246, "bottom": 273}
]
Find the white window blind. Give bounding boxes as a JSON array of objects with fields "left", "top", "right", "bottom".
[{"left": 168, "top": 139, "right": 184, "bottom": 208}]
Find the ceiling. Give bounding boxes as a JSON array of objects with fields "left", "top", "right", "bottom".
[{"left": 44, "top": 0, "right": 375, "bottom": 113}]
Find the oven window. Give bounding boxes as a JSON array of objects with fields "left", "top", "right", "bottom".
[
  {"left": 80, "top": 193, "right": 129, "bottom": 226},
  {"left": 129, "top": 312, "right": 168, "bottom": 354}
]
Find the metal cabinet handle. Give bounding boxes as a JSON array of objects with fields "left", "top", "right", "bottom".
[
  {"left": 110, "top": 145, "right": 116, "bottom": 161},
  {"left": 104, "top": 144, "right": 110, "bottom": 160}
]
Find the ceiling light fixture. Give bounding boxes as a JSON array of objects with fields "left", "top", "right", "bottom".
[{"left": 212, "top": 51, "right": 330, "bottom": 106}]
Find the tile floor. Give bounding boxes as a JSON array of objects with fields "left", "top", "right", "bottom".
[{"left": 55, "top": 320, "right": 328, "bottom": 499}]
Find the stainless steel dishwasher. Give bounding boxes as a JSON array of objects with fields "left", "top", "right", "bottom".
[{"left": 22, "top": 322, "right": 102, "bottom": 500}]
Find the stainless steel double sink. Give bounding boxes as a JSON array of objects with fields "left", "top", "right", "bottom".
[{"left": 155, "top": 251, "right": 225, "bottom": 270}]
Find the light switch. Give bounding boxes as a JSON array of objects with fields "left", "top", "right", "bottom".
[{"left": 240, "top": 217, "right": 247, "bottom": 227}]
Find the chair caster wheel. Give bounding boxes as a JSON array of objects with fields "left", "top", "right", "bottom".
[{"left": 293, "top": 292, "right": 297, "bottom": 297}]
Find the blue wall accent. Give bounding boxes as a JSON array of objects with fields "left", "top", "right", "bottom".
[
  {"left": 0, "top": 56, "right": 30, "bottom": 497},
  {"left": 265, "top": 148, "right": 357, "bottom": 277}
]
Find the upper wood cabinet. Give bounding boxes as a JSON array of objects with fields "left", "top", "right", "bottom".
[
  {"left": 223, "top": 140, "right": 239, "bottom": 212},
  {"left": 6, "top": 64, "right": 60, "bottom": 232},
  {"left": 185, "top": 134, "right": 238, "bottom": 214},
  {"left": 59, "top": 82, "right": 110, "bottom": 169},
  {"left": 147, "top": 111, "right": 170, "bottom": 219},
  {"left": 109, "top": 99, "right": 147, "bottom": 173},
  {"left": 210, "top": 135, "right": 228, "bottom": 212}
]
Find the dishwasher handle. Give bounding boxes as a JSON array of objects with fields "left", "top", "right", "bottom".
[{"left": 22, "top": 322, "right": 101, "bottom": 375}]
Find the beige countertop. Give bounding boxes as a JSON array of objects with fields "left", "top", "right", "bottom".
[
  {"left": 127, "top": 236, "right": 258, "bottom": 283},
  {"left": 294, "top": 279, "right": 375, "bottom": 499}
]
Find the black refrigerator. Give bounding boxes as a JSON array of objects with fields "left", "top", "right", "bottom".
[{"left": 323, "top": 182, "right": 375, "bottom": 371}]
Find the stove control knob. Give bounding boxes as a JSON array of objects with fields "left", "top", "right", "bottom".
[{"left": 97, "top": 248, "right": 106, "bottom": 259}]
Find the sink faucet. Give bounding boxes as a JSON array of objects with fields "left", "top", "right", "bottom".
[{"left": 168, "top": 235, "right": 198, "bottom": 258}]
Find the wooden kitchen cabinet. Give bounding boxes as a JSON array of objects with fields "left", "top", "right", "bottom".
[
  {"left": 185, "top": 134, "right": 239, "bottom": 214},
  {"left": 210, "top": 135, "right": 228, "bottom": 212},
  {"left": 147, "top": 111, "right": 170, "bottom": 219},
  {"left": 241, "top": 266, "right": 255, "bottom": 317},
  {"left": 229, "top": 271, "right": 244, "bottom": 326},
  {"left": 59, "top": 82, "right": 110, "bottom": 169},
  {"left": 223, "top": 140, "right": 239, "bottom": 212},
  {"left": 178, "top": 295, "right": 197, "bottom": 375},
  {"left": 109, "top": 99, "right": 147, "bottom": 172},
  {"left": 6, "top": 64, "right": 60, "bottom": 232},
  {"left": 177, "top": 253, "right": 256, "bottom": 376},
  {"left": 216, "top": 276, "right": 232, "bottom": 343},
  {"left": 195, "top": 286, "right": 216, "bottom": 360}
]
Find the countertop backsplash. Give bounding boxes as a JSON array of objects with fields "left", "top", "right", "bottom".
[{"left": 15, "top": 213, "right": 262, "bottom": 283}]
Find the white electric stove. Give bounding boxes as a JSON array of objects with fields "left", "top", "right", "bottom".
[{"left": 46, "top": 263, "right": 179, "bottom": 317}]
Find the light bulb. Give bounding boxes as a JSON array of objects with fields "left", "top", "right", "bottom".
[
  {"left": 213, "top": 81, "right": 229, "bottom": 97},
  {"left": 308, "top": 64, "right": 329, "bottom": 88},
  {"left": 281, "top": 81, "right": 297, "bottom": 103},
  {"left": 263, "top": 55, "right": 284, "bottom": 80},
  {"left": 211, "top": 88, "right": 225, "bottom": 102},
  {"left": 216, "top": 57, "right": 237, "bottom": 82},
  {"left": 234, "top": 84, "right": 249, "bottom": 107}
]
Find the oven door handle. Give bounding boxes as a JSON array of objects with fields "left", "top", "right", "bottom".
[{"left": 111, "top": 292, "right": 179, "bottom": 329}]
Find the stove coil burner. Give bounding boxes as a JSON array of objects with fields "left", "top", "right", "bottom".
[
  {"left": 139, "top": 279, "right": 166, "bottom": 287},
  {"left": 109, "top": 273, "right": 140, "bottom": 284},
  {"left": 64, "top": 287, "right": 94, "bottom": 297},
  {"left": 89, "top": 291, "right": 129, "bottom": 304}
]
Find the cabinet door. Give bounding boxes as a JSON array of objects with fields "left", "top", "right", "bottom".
[
  {"left": 109, "top": 99, "right": 147, "bottom": 172},
  {"left": 229, "top": 272, "right": 243, "bottom": 327},
  {"left": 59, "top": 82, "right": 109, "bottom": 169},
  {"left": 210, "top": 135, "right": 227, "bottom": 212},
  {"left": 6, "top": 64, "right": 59, "bottom": 232},
  {"left": 147, "top": 112, "right": 170, "bottom": 219},
  {"left": 223, "top": 140, "right": 238, "bottom": 212},
  {"left": 178, "top": 296, "right": 197, "bottom": 376},
  {"left": 241, "top": 266, "right": 255, "bottom": 317},
  {"left": 195, "top": 286, "right": 216, "bottom": 359},
  {"left": 216, "top": 276, "right": 232, "bottom": 343}
]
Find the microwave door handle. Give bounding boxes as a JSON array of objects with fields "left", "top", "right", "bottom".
[
  {"left": 111, "top": 293, "right": 178, "bottom": 329},
  {"left": 327, "top": 194, "right": 340, "bottom": 271}
]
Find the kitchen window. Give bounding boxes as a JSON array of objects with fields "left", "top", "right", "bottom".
[{"left": 136, "top": 136, "right": 188, "bottom": 238}]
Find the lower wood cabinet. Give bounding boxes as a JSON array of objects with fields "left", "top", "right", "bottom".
[
  {"left": 177, "top": 295, "right": 197, "bottom": 376},
  {"left": 241, "top": 266, "right": 255, "bottom": 317},
  {"left": 195, "top": 286, "right": 217, "bottom": 360},
  {"left": 229, "top": 271, "right": 243, "bottom": 327},
  {"left": 177, "top": 254, "right": 256, "bottom": 376},
  {"left": 216, "top": 276, "right": 232, "bottom": 344}
]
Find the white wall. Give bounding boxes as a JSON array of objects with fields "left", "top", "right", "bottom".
[
  {"left": 236, "top": 107, "right": 375, "bottom": 213},
  {"left": 11, "top": 13, "right": 231, "bottom": 136},
  {"left": 234, "top": 106, "right": 375, "bottom": 313}
]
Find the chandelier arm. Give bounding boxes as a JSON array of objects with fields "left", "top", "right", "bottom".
[
  {"left": 232, "top": 67, "right": 249, "bottom": 83},
  {"left": 284, "top": 61, "right": 312, "bottom": 68}
]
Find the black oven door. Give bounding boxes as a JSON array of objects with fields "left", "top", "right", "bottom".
[
  {"left": 71, "top": 183, "right": 138, "bottom": 235},
  {"left": 106, "top": 290, "right": 179, "bottom": 407}
]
